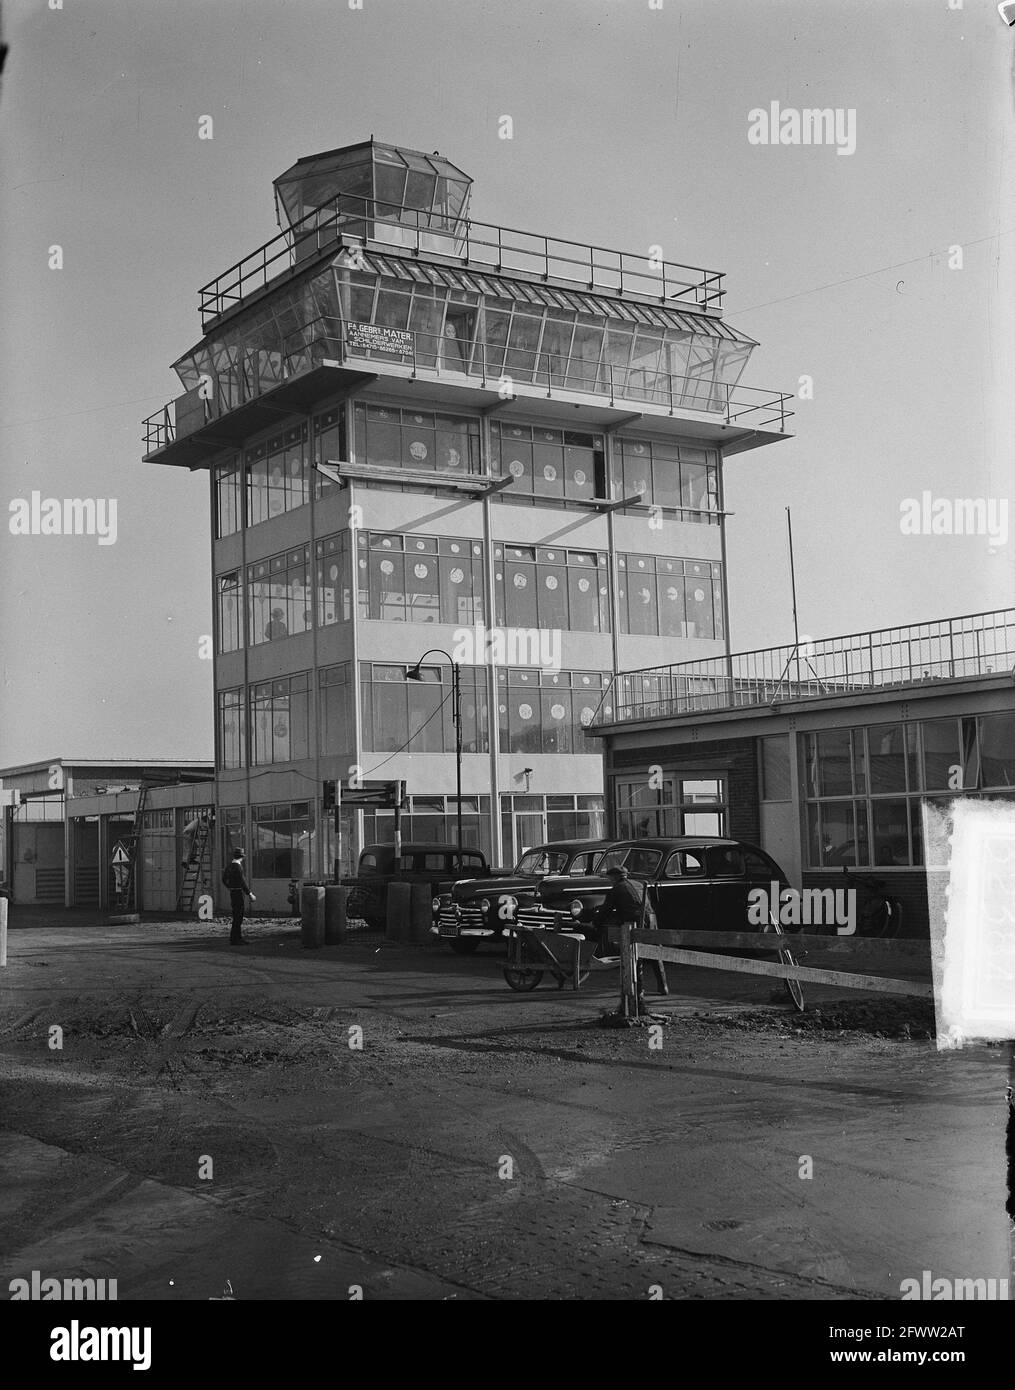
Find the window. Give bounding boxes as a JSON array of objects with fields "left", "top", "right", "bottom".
[
  {"left": 362, "top": 796, "right": 492, "bottom": 856},
  {"left": 663, "top": 849, "right": 705, "bottom": 878},
  {"left": 615, "top": 438, "right": 720, "bottom": 522},
  {"left": 498, "top": 670, "right": 610, "bottom": 755},
  {"left": 247, "top": 547, "right": 312, "bottom": 645},
  {"left": 707, "top": 847, "right": 744, "bottom": 877},
  {"left": 596, "top": 845, "right": 663, "bottom": 877},
  {"left": 356, "top": 532, "right": 484, "bottom": 624},
  {"left": 760, "top": 736, "right": 791, "bottom": 801},
  {"left": 313, "top": 407, "right": 344, "bottom": 499},
  {"left": 217, "top": 689, "right": 245, "bottom": 770},
  {"left": 215, "top": 458, "right": 242, "bottom": 537},
  {"left": 359, "top": 663, "right": 488, "bottom": 754},
  {"left": 491, "top": 422, "right": 606, "bottom": 504},
  {"left": 250, "top": 673, "right": 310, "bottom": 765},
  {"left": 315, "top": 533, "right": 352, "bottom": 627},
  {"left": 245, "top": 425, "right": 310, "bottom": 526},
  {"left": 353, "top": 403, "right": 481, "bottom": 474},
  {"left": 802, "top": 717, "right": 994, "bottom": 869},
  {"left": 251, "top": 801, "right": 313, "bottom": 879},
  {"left": 220, "top": 806, "right": 245, "bottom": 863},
  {"left": 216, "top": 572, "right": 243, "bottom": 652},
  {"left": 618, "top": 554, "right": 723, "bottom": 640},
  {"left": 614, "top": 774, "right": 727, "bottom": 838},
  {"left": 979, "top": 713, "right": 1015, "bottom": 788},
  {"left": 318, "top": 663, "right": 353, "bottom": 757},
  {"left": 495, "top": 546, "right": 608, "bottom": 633}
]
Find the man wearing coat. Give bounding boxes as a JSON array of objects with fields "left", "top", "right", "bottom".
[
  {"left": 597, "top": 865, "right": 668, "bottom": 1008},
  {"left": 221, "top": 850, "right": 256, "bottom": 945}
]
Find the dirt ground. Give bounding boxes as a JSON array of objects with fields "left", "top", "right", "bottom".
[{"left": 0, "top": 910, "right": 1009, "bottom": 1301}]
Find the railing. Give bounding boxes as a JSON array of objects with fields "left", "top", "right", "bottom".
[
  {"left": 143, "top": 316, "right": 793, "bottom": 451},
  {"left": 197, "top": 194, "right": 726, "bottom": 324},
  {"left": 591, "top": 610, "right": 1015, "bottom": 726}
]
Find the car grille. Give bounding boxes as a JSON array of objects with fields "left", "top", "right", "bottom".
[
  {"left": 515, "top": 905, "right": 563, "bottom": 931},
  {"left": 437, "top": 906, "right": 484, "bottom": 936}
]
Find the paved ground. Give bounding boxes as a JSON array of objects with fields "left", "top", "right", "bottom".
[{"left": 0, "top": 911, "right": 1009, "bottom": 1301}]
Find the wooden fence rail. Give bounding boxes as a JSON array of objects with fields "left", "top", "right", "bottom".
[{"left": 615, "top": 925, "right": 933, "bottom": 1018}]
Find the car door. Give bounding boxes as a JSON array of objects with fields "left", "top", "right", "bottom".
[
  {"left": 704, "top": 845, "right": 749, "bottom": 930},
  {"left": 652, "top": 847, "right": 711, "bottom": 931}
]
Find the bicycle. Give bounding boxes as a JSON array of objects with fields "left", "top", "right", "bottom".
[{"left": 764, "top": 912, "right": 806, "bottom": 1013}]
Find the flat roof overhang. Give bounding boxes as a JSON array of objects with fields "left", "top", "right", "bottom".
[{"left": 143, "top": 364, "right": 378, "bottom": 469}]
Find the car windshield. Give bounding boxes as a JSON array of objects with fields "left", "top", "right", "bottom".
[
  {"left": 594, "top": 846, "right": 663, "bottom": 876},
  {"left": 515, "top": 849, "right": 569, "bottom": 876}
]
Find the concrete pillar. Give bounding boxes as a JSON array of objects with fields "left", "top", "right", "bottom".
[
  {"left": 324, "top": 885, "right": 348, "bottom": 944},
  {"left": 386, "top": 881, "right": 410, "bottom": 942},
  {"left": 300, "top": 885, "right": 326, "bottom": 948},
  {"left": 407, "top": 883, "right": 434, "bottom": 944}
]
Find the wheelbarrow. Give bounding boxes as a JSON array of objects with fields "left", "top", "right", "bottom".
[{"left": 502, "top": 923, "right": 597, "bottom": 992}]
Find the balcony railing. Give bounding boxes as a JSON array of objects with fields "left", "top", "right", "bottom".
[
  {"left": 197, "top": 194, "right": 726, "bottom": 325},
  {"left": 590, "top": 610, "right": 1015, "bottom": 727},
  {"left": 143, "top": 316, "right": 793, "bottom": 452}
]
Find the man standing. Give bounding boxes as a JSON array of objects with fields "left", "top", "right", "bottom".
[
  {"left": 221, "top": 850, "right": 256, "bottom": 945},
  {"left": 598, "top": 865, "right": 668, "bottom": 1010}
]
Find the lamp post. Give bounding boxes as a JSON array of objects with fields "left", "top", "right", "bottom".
[{"left": 407, "top": 649, "right": 463, "bottom": 855}]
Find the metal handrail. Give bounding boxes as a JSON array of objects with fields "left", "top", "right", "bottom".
[
  {"left": 590, "top": 611, "right": 1015, "bottom": 725},
  {"left": 197, "top": 193, "right": 727, "bottom": 325},
  {"left": 143, "top": 314, "right": 794, "bottom": 450}
]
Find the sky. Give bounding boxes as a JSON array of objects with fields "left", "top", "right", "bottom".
[{"left": 2, "top": 0, "right": 1013, "bottom": 767}]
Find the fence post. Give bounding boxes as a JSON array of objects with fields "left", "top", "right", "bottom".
[{"left": 619, "top": 922, "right": 639, "bottom": 1019}]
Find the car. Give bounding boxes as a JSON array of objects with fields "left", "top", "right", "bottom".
[
  {"left": 431, "top": 839, "right": 614, "bottom": 954},
  {"left": 514, "top": 837, "right": 793, "bottom": 943},
  {"left": 345, "top": 843, "right": 499, "bottom": 930}
]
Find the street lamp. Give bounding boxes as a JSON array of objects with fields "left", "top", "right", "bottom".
[{"left": 407, "top": 649, "right": 463, "bottom": 856}]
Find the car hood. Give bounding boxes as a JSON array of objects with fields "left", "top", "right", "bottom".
[
  {"left": 451, "top": 874, "right": 538, "bottom": 901},
  {"left": 536, "top": 874, "right": 613, "bottom": 899}
]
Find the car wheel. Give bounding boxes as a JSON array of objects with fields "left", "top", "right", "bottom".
[{"left": 449, "top": 939, "right": 480, "bottom": 955}]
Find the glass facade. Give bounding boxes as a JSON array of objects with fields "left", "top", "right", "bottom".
[
  {"left": 357, "top": 532, "right": 484, "bottom": 624},
  {"left": 246, "top": 425, "right": 310, "bottom": 526},
  {"left": 252, "top": 801, "right": 314, "bottom": 879},
  {"left": 618, "top": 555, "right": 724, "bottom": 639},
  {"left": 497, "top": 670, "right": 611, "bottom": 754},
  {"left": 491, "top": 423, "right": 605, "bottom": 500},
  {"left": 250, "top": 673, "right": 311, "bottom": 765},
  {"left": 804, "top": 715, "right": 1015, "bottom": 868},
  {"left": 215, "top": 458, "right": 242, "bottom": 538},
  {"left": 494, "top": 545, "right": 608, "bottom": 633},
  {"left": 217, "top": 689, "right": 245, "bottom": 770},
  {"left": 615, "top": 437, "right": 720, "bottom": 520},
  {"left": 359, "top": 662, "right": 488, "bottom": 754},
  {"left": 216, "top": 572, "right": 243, "bottom": 653},
  {"left": 315, "top": 532, "right": 353, "bottom": 627},
  {"left": 247, "top": 547, "right": 312, "bottom": 646},
  {"left": 318, "top": 663, "right": 354, "bottom": 758},
  {"left": 353, "top": 404, "right": 481, "bottom": 474}
]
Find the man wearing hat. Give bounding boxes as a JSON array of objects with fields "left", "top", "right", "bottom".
[
  {"left": 221, "top": 849, "right": 256, "bottom": 945},
  {"left": 598, "top": 866, "right": 668, "bottom": 1009}
]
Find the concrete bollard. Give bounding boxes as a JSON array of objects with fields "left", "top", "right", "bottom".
[
  {"left": 386, "top": 881, "right": 410, "bottom": 942},
  {"left": 408, "top": 883, "right": 435, "bottom": 944},
  {"left": 300, "top": 885, "right": 326, "bottom": 948},
  {"left": 324, "top": 885, "right": 348, "bottom": 945}
]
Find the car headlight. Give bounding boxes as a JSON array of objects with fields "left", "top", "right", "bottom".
[
  {"left": 569, "top": 900, "right": 583, "bottom": 918},
  {"left": 479, "top": 898, "right": 491, "bottom": 915}
]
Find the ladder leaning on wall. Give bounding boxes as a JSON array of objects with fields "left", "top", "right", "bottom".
[{"left": 176, "top": 811, "right": 214, "bottom": 913}]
